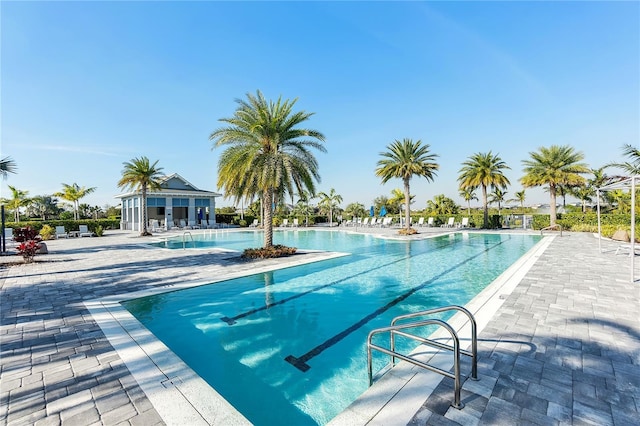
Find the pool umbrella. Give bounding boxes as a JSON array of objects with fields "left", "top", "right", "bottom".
[
  {"left": 379, "top": 206, "right": 387, "bottom": 217},
  {"left": 369, "top": 206, "right": 374, "bottom": 217}
]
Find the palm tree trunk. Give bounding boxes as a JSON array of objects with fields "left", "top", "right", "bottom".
[
  {"left": 467, "top": 201, "right": 471, "bottom": 216},
  {"left": 141, "top": 185, "right": 148, "bottom": 235},
  {"left": 264, "top": 188, "right": 274, "bottom": 248},
  {"left": 404, "top": 179, "right": 411, "bottom": 230},
  {"left": 482, "top": 185, "right": 488, "bottom": 228},
  {"left": 549, "top": 184, "right": 557, "bottom": 226}
]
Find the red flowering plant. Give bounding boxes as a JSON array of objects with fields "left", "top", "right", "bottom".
[
  {"left": 17, "top": 240, "right": 42, "bottom": 263},
  {"left": 14, "top": 227, "right": 42, "bottom": 263}
]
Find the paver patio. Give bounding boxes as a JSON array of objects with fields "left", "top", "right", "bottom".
[{"left": 1, "top": 229, "right": 638, "bottom": 425}]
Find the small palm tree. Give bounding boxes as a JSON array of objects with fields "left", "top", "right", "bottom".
[
  {"left": 512, "top": 190, "right": 526, "bottom": 213},
  {"left": 376, "top": 138, "right": 439, "bottom": 231},
  {"left": 2, "top": 185, "right": 29, "bottom": 222},
  {"left": 55, "top": 183, "right": 97, "bottom": 221},
  {"left": 489, "top": 188, "right": 508, "bottom": 217},
  {"left": 0, "top": 157, "right": 17, "bottom": 179},
  {"left": 210, "top": 90, "right": 326, "bottom": 248},
  {"left": 459, "top": 188, "right": 478, "bottom": 216},
  {"left": 318, "top": 188, "right": 343, "bottom": 227},
  {"left": 344, "top": 202, "right": 366, "bottom": 221},
  {"left": 521, "top": 145, "right": 589, "bottom": 226},
  {"left": 458, "top": 152, "right": 510, "bottom": 228},
  {"left": 117, "top": 157, "right": 164, "bottom": 236},
  {"left": 426, "top": 194, "right": 459, "bottom": 215}
]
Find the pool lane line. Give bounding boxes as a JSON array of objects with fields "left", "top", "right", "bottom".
[
  {"left": 284, "top": 239, "right": 507, "bottom": 372},
  {"left": 219, "top": 240, "right": 457, "bottom": 325}
]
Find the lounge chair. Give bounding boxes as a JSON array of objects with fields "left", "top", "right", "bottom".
[
  {"left": 417, "top": 217, "right": 425, "bottom": 227},
  {"left": 249, "top": 219, "right": 258, "bottom": 228},
  {"left": 427, "top": 217, "right": 434, "bottom": 227},
  {"left": 55, "top": 226, "right": 68, "bottom": 239},
  {"left": 293, "top": 218, "right": 299, "bottom": 227},
  {"left": 361, "top": 218, "right": 370, "bottom": 227},
  {"left": 282, "top": 219, "right": 289, "bottom": 227},
  {"left": 188, "top": 220, "right": 199, "bottom": 229},
  {"left": 459, "top": 217, "right": 469, "bottom": 228},
  {"left": 179, "top": 219, "right": 189, "bottom": 229},
  {"left": 441, "top": 217, "right": 455, "bottom": 228},
  {"left": 78, "top": 225, "right": 93, "bottom": 237}
]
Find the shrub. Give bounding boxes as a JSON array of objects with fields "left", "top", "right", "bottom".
[
  {"left": 39, "top": 225, "right": 55, "bottom": 241},
  {"left": 17, "top": 240, "right": 42, "bottom": 263},
  {"left": 95, "top": 225, "right": 104, "bottom": 237},
  {"left": 13, "top": 227, "right": 42, "bottom": 243},
  {"left": 242, "top": 245, "right": 297, "bottom": 259},
  {"left": 398, "top": 227, "right": 418, "bottom": 235}
]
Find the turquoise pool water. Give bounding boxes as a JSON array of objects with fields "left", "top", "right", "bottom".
[{"left": 125, "top": 231, "right": 541, "bottom": 425}]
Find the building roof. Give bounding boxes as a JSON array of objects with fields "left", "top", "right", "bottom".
[{"left": 115, "top": 173, "right": 222, "bottom": 199}]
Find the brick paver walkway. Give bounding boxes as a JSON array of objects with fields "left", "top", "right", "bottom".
[{"left": 1, "top": 230, "right": 639, "bottom": 425}]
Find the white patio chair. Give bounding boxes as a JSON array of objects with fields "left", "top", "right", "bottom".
[{"left": 55, "top": 226, "right": 68, "bottom": 239}]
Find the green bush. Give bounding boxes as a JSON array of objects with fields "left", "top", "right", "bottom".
[
  {"left": 3, "top": 219, "right": 120, "bottom": 233},
  {"left": 94, "top": 225, "right": 104, "bottom": 237},
  {"left": 39, "top": 225, "right": 55, "bottom": 241}
]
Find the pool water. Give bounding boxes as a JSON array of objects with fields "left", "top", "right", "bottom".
[{"left": 124, "top": 231, "right": 541, "bottom": 425}]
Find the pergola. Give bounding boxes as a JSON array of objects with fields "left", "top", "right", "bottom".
[{"left": 596, "top": 176, "right": 639, "bottom": 282}]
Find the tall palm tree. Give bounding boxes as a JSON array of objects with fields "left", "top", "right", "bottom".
[
  {"left": 210, "top": 90, "right": 326, "bottom": 248},
  {"left": 521, "top": 145, "right": 589, "bottom": 226},
  {"left": 376, "top": 138, "right": 439, "bottom": 231},
  {"left": 2, "top": 185, "right": 29, "bottom": 222},
  {"left": 318, "top": 188, "right": 343, "bottom": 227},
  {"left": 0, "top": 157, "right": 17, "bottom": 179},
  {"left": 489, "top": 187, "right": 508, "bottom": 217},
  {"left": 117, "top": 157, "right": 164, "bottom": 236},
  {"left": 55, "top": 183, "right": 96, "bottom": 221},
  {"left": 458, "top": 152, "right": 510, "bottom": 228},
  {"left": 459, "top": 188, "right": 478, "bottom": 216},
  {"left": 513, "top": 190, "right": 526, "bottom": 213}
]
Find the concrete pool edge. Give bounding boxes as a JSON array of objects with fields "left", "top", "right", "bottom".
[{"left": 327, "top": 234, "right": 555, "bottom": 425}]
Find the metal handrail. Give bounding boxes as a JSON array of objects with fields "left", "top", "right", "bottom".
[
  {"left": 367, "top": 305, "right": 479, "bottom": 410},
  {"left": 391, "top": 305, "right": 477, "bottom": 380},
  {"left": 367, "top": 319, "right": 465, "bottom": 409},
  {"left": 182, "top": 231, "right": 193, "bottom": 249}
]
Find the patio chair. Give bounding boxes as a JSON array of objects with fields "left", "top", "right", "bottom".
[
  {"left": 427, "top": 217, "right": 434, "bottom": 227},
  {"left": 249, "top": 219, "right": 258, "bottom": 228},
  {"left": 361, "top": 218, "right": 370, "bottom": 227},
  {"left": 55, "top": 226, "right": 68, "bottom": 239},
  {"left": 282, "top": 219, "right": 289, "bottom": 227},
  {"left": 458, "top": 217, "right": 470, "bottom": 228},
  {"left": 78, "top": 225, "right": 93, "bottom": 237},
  {"left": 441, "top": 217, "right": 455, "bottom": 228},
  {"left": 293, "top": 218, "right": 299, "bottom": 227},
  {"left": 417, "top": 217, "right": 425, "bottom": 227}
]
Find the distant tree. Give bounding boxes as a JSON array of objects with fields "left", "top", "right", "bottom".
[
  {"left": 344, "top": 202, "right": 366, "bottom": 220},
  {"left": 521, "top": 145, "right": 589, "bottom": 226},
  {"left": 458, "top": 152, "right": 510, "bottom": 228},
  {"left": 295, "top": 190, "right": 317, "bottom": 226},
  {"left": 117, "top": 157, "right": 164, "bottom": 236},
  {"left": 318, "top": 188, "right": 343, "bottom": 227},
  {"left": 512, "top": 190, "right": 526, "bottom": 213},
  {"left": 104, "top": 204, "right": 121, "bottom": 218},
  {"left": 459, "top": 188, "right": 478, "bottom": 216},
  {"left": 489, "top": 187, "right": 508, "bottom": 216},
  {"left": 376, "top": 138, "right": 439, "bottom": 231},
  {"left": 55, "top": 183, "right": 96, "bottom": 221},
  {"left": 1, "top": 185, "right": 29, "bottom": 222},
  {"left": 27, "top": 195, "right": 62, "bottom": 220},
  {"left": 0, "top": 156, "right": 17, "bottom": 179},
  {"left": 426, "top": 194, "right": 459, "bottom": 215},
  {"left": 210, "top": 90, "right": 326, "bottom": 248}
]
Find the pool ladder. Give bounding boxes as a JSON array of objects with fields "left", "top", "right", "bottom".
[
  {"left": 367, "top": 305, "right": 477, "bottom": 409},
  {"left": 182, "top": 231, "right": 193, "bottom": 249}
]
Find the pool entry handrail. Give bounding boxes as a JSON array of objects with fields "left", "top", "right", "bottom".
[
  {"left": 182, "top": 231, "right": 193, "bottom": 249},
  {"left": 366, "top": 305, "right": 478, "bottom": 410}
]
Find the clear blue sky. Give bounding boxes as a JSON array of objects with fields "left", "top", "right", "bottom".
[{"left": 2, "top": 1, "right": 638, "bottom": 210}]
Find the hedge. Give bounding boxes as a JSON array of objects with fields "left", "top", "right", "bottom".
[{"left": 3, "top": 219, "right": 120, "bottom": 234}]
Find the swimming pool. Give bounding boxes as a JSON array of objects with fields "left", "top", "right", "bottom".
[{"left": 124, "top": 231, "right": 541, "bottom": 425}]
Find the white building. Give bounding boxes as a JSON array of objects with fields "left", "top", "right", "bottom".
[{"left": 115, "top": 173, "right": 222, "bottom": 231}]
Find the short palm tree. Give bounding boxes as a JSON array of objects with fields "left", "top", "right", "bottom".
[
  {"left": 427, "top": 194, "right": 458, "bottom": 215},
  {"left": 0, "top": 157, "right": 17, "bottom": 179},
  {"left": 489, "top": 187, "right": 508, "bottom": 217},
  {"left": 513, "top": 190, "right": 526, "bottom": 213},
  {"left": 376, "top": 138, "right": 439, "bottom": 231},
  {"left": 2, "top": 185, "right": 29, "bottom": 222},
  {"left": 55, "top": 183, "right": 97, "bottom": 221},
  {"left": 389, "top": 188, "right": 414, "bottom": 225},
  {"left": 459, "top": 188, "right": 478, "bottom": 216},
  {"left": 317, "top": 188, "right": 342, "bottom": 227},
  {"left": 117, "top": 157, "right": 164, "bottom": 236},
  {"left": 458, "top": 152, "right": 510, "bottom": 228},
  {"left": 210, "top": 90, "right": 326, "bottom": 248},
  {"left": 521, "top": 145, "right": 589, "bottom": 226},
  {"left": 344, "top": 202, "right": 366, "bottom": 221}
]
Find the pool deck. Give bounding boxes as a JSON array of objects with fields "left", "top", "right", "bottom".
[{"left": 1, "top": 227, "right": 639, "bottom": 425}]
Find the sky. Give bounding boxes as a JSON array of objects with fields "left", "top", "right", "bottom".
[{"left": 1, "top": 1, "right": 639, "bottom": 211}]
